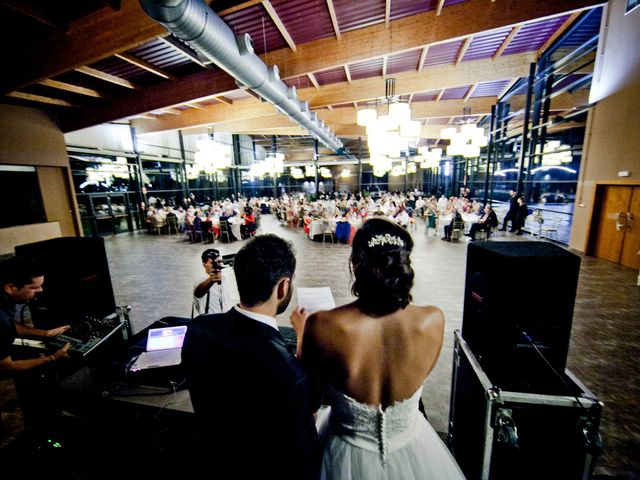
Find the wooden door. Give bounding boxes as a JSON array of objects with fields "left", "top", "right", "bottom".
[
  {"left": 620, "top": 187, "right": 640, "bottom": 269},
  {"left": 36, "top": 166, "right": 78, "bottom": 236},
  {"left": 593, "top": 185, "right": 640, "bottom": 269},
  {"left": 594, "top": 186, "right": 631, "bottom": 264}
]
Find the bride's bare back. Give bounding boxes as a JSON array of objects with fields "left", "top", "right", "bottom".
[{"left": 302, "top": 301, "right": 444, "bottom": 409}]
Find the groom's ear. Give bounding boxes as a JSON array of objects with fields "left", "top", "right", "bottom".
[{"left": 276, "top": 278, "right": 290, "bottom": 300}]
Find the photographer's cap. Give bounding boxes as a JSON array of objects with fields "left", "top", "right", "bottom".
[{"left": 201, "top": 248, "right": 221, "bottom": 263}]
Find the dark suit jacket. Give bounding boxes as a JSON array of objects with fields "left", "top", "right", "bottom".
[{"left": 182, "top": 308, "right": 321, "bottom": 480}]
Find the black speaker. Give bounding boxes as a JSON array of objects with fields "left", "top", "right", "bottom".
[
  {"left": 15, "top": 237, "right": 116, "bottom": 329},
  {"left": 461, "top": 241, "right": 580, "bottom": 391}
]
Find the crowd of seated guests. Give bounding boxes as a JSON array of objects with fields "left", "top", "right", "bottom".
[{"left": 142, "top": 189, "right": 500, "bottom": 243}]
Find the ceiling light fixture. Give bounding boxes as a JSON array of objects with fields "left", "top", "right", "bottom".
[
  {"left": 441, "top": 107, "right": 488, "bottom": 158},
  {"left": 356, "top": 78, "right": 422, "bottom": 174}
]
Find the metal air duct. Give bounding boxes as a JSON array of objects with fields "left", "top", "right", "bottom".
[{"left": 139, "top": 0, "right": 343, "bottom": 151}]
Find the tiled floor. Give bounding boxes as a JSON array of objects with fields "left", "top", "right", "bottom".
[
  {"left": 101, "top": 214, "right": 639, "bottom": 475},
  {"left": 1, "top": 214, "right": 638, "bottom": 476}
]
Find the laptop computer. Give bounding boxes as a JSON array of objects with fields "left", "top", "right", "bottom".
[{"left": 129, "top": 325, "right": 187, "bottom": 372}]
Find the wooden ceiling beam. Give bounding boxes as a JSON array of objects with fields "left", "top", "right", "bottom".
[
  {"left": 6, "top": 91, "right": 79, "bottom": 107},
  {"left": 385, "top": 0, "right": 391, "bottom": 28},
  {"left": 315, "top": 98, "right": 496, "bottom": 125},
  {"left": 38, "top": 79, "right": 104, "bottom": 98},
  {"left": 298, "top": 53, "right": 536, "bottom": 108},
  {"left": 455, "top": 37, "right": 473, "bottom": 66},
  {"left": 129, "top": 54, "right": 539, "bottom": 134},
  {"left": 326, "top": 0, "right": 341, "bottom": 39},
  {"left": 214, "top": 96, "right": 234, "bottom": 105},
  {"left": 308, "top": 73, "right": 320, "bottom": 89},
  {"left": 0, "top": 0, "right": 166, "bottom": 93},
  {"left": 115, "top": 52, "right": 179, "bottom": 81},
  {"left": 344, "top": 65, "right": 352, "bottom": 83},
  {"left": 261, "top": 0, "right": 297, "bottom": 52},
  {"left": 216, "top": 0, "right": 263, "bottom": 17},
  {"left": 61, "top": 69, "right": 238, "bottom": 132},
  {"left": 464, "top": 84, "right": 478, "bottom": 102},
  {"left": 131, "top": 97, "right": 276, "bottom": 134},
  {"left": 265, "top": 0, "right": 602, "bottom": 81},
  {"left": 537, "top": 12, "right": 582, "bottom": 56},
  {"left": 418, "top": 46, "right": 429, "bottom": 72},
  {"left": 74, "top": 66, "right": 139, "bottom": 90},
  {"left": 498, "top": 77, "right": 519, "bottom": 98},
  {"left": 493, "top": 25, "right": 522, "bottom": 60}
]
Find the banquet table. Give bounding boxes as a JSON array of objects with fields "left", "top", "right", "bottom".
[{"left": 438, "top": 213, "right": 480, "bottom": 234}]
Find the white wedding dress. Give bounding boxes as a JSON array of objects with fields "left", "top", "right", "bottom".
[{"left": 319, "top": 383, "right": 465, "bottom": 480}]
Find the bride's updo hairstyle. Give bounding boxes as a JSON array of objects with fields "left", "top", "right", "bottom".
[{"left": 350, "top": 217, "right": 414, "bottom": 316}]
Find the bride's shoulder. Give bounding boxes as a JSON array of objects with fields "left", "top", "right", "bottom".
[
  {"left": 306, "top": 303, "right": 360, "bottom": 335},
  {"left": 404, "top": 304, "right": 445, "bottom": 333}
]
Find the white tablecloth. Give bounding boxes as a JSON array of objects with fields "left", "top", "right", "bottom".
[
  {"left": 228, "top": 217, "right": 244, "bottom": 240},
  {"left": 438, "top": 214, "right": 479, "bottom": 233},
  {"left": 308, "top": 219, "right": 336, "bottom": 239}
]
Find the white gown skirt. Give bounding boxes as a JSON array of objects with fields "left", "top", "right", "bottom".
[{"left": 320, "top": 414, "right": 465, "bottom": 480}]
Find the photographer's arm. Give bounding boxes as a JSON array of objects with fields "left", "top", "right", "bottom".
[{"left": 194, "top": 271, "right": 222, "bottom": 298}]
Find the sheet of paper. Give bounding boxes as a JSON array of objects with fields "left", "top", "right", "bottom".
[{"left": 297, "top": 287, "right": 336, "bottom": 314}]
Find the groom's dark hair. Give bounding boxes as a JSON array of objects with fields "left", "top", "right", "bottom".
[{"left": 233, "top": 234, "right": 296, "bottom": 307}]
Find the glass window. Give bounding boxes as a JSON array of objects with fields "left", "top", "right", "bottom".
[{"left": 0, "top": 166, "right": 47, "bottom": 228}]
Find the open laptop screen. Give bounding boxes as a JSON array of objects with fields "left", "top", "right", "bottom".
[{"left": 146, "top": 326, "right": 187, "bottom": 351}]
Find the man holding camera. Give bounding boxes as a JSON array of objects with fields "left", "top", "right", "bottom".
[{"left": 192, "top": 249, "right": 231, "bottom": 318}]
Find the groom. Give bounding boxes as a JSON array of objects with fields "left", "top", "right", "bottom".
[{"left": 181, "top": 234, "right": 321, "bottom": 480}]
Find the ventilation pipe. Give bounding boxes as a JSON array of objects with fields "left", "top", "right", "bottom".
[{"left": 139, "top": 0, "right": 343, "bottom": 151}]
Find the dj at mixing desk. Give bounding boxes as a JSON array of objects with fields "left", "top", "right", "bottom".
[{"left": 46, "top": 311, "right": 131, "bottom": 358}]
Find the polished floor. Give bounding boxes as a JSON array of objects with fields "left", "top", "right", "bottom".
[{"left": 2, "top": 213, "right": 639, "bottom": 477}]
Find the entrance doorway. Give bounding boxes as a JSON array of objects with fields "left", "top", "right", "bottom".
[{"left": 591, "top": 185, "right": 640, "bottom": 269}]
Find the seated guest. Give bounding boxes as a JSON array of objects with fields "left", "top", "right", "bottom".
[
  {"left": 466, "top": 205, "right": 498, "bottom": 241},
  {"left": 395, "top": 207, "right": 410, "bottom": 229},
  {"left": 442, "top": 210, "right": 463, "bottom": 242},
  {"left": 243, "top": 207, "right": 256, "bottom": 238}
]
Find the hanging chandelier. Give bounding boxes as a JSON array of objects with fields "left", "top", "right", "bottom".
[
  {"left": 416, "top": 146, "right": 443, "bottom": 169},
  {"left": 247, "top": 152, "right": 285, "bottom": 179},
  {"left": 194, "top": 129, "right": 233, "bottom": 173},
  {"left": 440, "top": 107, "right": 488, "bottom": 158},
  {"left": 356, "top": 78, "right": 422, "bottom": 174}
]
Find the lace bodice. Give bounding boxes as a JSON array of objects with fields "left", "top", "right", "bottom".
[{"left": 325, "top": 383, "right": 423, "bottom": 464}]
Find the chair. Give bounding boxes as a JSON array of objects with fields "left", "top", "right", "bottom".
[
  {"left": 321, "top": 221, "right": 334, "bottom": 245},
  {"left": 540, "top": 219, "right": 560, "bottom": 241},
  {"left": 219, "top": 219, "right": 232, "bottom": 243},
  {"left": 191, "top": 217, "right": 205, "bottom": 243},
  {"left": 450, "top": 219, "right": 465, "bottom": 241},
  {"left": 254, "top": 213, "right": 262, "bottom": 233},
  {"left": 150, "top": 216, "right": 166, "bottom": 235},
  {"left": 285, "top": 210, "right": 297, "bottom": 228},
  {"left": 166, "top": 213, "right": 179, "bottom": 234},
  {"left": 475, "top": 229, "right": 489, "bottom": 241},
  {"left": 335, "top": 221, "right": 350, "bottom": 244}
]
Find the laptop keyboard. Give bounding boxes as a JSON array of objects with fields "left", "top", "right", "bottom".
[{"left": 133, "top": 349, "right": 181, "bottom": 370}]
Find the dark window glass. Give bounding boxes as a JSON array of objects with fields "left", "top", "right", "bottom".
[{"left": 0, "top": 168, "right": 47, "bottom": 228}]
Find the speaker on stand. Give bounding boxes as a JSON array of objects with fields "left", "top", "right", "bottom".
[
  {"left": 448, "top": 242, "right": 603, "bottom": 480},
  {"left": 460, "top": 241, "right": 580, "bottom": 392}
]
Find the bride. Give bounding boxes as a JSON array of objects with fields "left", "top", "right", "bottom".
[{"left": 292, "top": 217, "right": 465, "bottom": 480}]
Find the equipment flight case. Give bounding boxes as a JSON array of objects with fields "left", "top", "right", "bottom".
[{"left": 448, "top": 331, "right": 603, "bottom": 480}]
